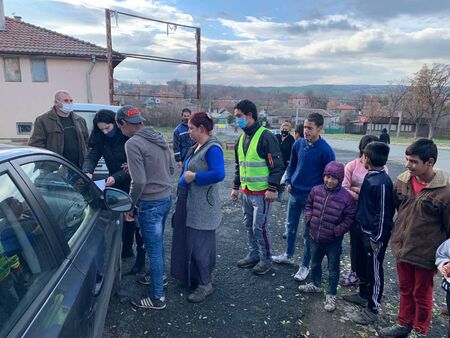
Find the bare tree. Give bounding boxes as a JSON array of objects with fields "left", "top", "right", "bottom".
[
  {"left": 402, "top": 90, "right": 427, "bottom": 138},
  {"left": 363, "top": 96, "right": 382, "bottom": 133},
  {"left": 410, "top": 63, "right": 450, "bottom": 139},
  {"left": 385, "top": 80, "right": 408, "bottom": 133},
  {"left": 305, "top": 91, "right": 328, "bottom": 109}
]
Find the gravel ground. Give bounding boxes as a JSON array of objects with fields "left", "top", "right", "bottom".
[{"left": 104, "top": 149, "right": 448, "bottom": 338}]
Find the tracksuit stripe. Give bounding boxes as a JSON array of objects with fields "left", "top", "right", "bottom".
[
  {"left": 371, "top": 242, "right": 383, "bottom": 310},
  {"left": 375, "top": 184, "right": 386, "bottom": 241}
]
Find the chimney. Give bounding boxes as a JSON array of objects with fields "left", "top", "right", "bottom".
[{"left": 0, "top": 0, "right": 5, "bottom": 31}]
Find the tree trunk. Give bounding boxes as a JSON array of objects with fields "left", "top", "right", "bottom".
[
  {"left": 428, "top": 123, "right": 434, "bottom": 139},
  {"left": 396, "top": 111, "right": 402, "bottom": 137},
  {"left": 414, "top": 122, "right": 420, "bottom": 138}
]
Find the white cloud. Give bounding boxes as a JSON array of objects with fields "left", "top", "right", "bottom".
[{"left": 10, "top": 0, "right": 450, "bottom": 85}]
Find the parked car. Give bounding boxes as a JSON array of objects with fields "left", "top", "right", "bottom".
[
  {"left": 0, "top": 145, "right": 132, "bottom": 338},
  {"left": 73, "top": 103, "right": 121, "bottom": 180},
  {"left": 269, "top": 128, "right": 281, "bottom": 135}
]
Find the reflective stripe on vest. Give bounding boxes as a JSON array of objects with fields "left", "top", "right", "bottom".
[{"left": 238, "top": 126, "right": 269, "bottom": 191}]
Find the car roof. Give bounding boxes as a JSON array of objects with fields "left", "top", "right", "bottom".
[
  {"left": 0, "top": 145, "right": 56, "bottom": 163},
  {"left": 73, "top": 103, "right": 121, "bottom": 113}
]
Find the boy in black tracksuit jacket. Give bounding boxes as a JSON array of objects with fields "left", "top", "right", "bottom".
[{"left": 345, "top": 142, "right": 395, "bottom": 325}]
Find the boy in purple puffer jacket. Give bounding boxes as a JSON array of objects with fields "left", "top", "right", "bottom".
[{"left": 298, "top": 161, "right": 357, "bottom": 312}]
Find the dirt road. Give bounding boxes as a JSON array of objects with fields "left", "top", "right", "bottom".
[{"left": 104, "top": 149, "right": 448, "bottom": 338}]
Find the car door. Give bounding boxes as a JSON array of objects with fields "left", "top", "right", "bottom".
[
  {"left": 9, "top": 155, "right": 122, "bottom": 337},
  {"left": 0, "top": 161, "right": 62, "bottom": 338}
]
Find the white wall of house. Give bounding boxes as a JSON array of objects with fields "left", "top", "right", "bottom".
[{"left": 0, "top": 56, "right": 109, "bottom": 139}]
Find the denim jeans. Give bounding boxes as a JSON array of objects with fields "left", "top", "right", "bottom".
[
  {"left": 310, "top": 239, "right": 342, "bottom": 295},
  {"left": 138, "top": 196, "right": 172, "bottom": 300},
  {"left": 241, "top": 194, "right": 273, "bottom": 262},
  {"left": 285, "top": 193, "right": 310, "bottom": 267}
]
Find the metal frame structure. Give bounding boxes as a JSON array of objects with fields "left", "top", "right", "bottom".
[{"left": 105, "top": 9, "right": 201, "bottom": 110}]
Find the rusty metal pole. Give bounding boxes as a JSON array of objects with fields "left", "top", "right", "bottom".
[
  {"left": 196, "top": 27, "right": 201, "bottom": 112},
  {"left": 105, "top": 9, "right": 114, "bottom": 105}
]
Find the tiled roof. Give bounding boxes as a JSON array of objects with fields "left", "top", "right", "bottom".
[
  {"left": 0, "top": 17, "right": 124, "bottom": 65},
  {"left": 335, "top": 104, "right": 356, "bottom": 110},
  {"left": 270, "top": 108, "right": 333, "bottom": 117}
]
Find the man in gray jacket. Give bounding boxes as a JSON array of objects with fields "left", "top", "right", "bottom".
[
  {"left": 28, "top": 90, "right": 88, "bottom": 168},
  {"left": 116, "top": 105, "right": 174, "bottom": 310}
]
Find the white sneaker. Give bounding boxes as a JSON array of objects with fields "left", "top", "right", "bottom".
[
  {"left": 272, "top": 253, "right": 295, "bottom": 264},
  {"left": 294, "top": 266, "right": 310, "bottom": 281},
  {"left": 324, "top": 294, "right": 336, "bottom": 312}
]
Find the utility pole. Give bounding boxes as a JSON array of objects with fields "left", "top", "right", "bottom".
[
  {"left": 105, "top": 9, "right": 113, "bottom": 105},
  {"left": 196, "top": 27, "right": 201, "bottom": 112}
]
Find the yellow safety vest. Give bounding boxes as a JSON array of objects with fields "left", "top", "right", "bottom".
[{"left": 238, "top": 127, "right": 269, "bottom": 191}]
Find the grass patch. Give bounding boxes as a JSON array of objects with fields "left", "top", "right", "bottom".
[
  {"left": 154, "top": 127, "right": 173, "bottom": 141},
  {"left": 323, "top": 133, "right": 450, "bottom": 148}
]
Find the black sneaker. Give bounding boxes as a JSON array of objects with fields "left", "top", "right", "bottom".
[
  {"left": 137, "top": 274, "right": 168, "bottom": 287},
  {"left": 379, "top": 323, "right": 412, "bottom": 337},
  {"left": 237, "top": 255, "right": 260, "bottom": 268},
  {"left": 187, "top": 283, "right": 214, "bottom": 303},
  {"left": 348, "top": 307, "right": 377, "bottom": 325},
  {"left": 131, "top": 296, "right": 166, "bottom": 310},
  {"left": 342, "top": 293, "right": 368, "bottom": 306}
]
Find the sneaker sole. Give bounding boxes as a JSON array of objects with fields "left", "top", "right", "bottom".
[
  {"left": 253, "top": 266, "right": 272, "bottom": 275},
  {"left": 130, "top": 300, "right": 166, "bottom": 310},
  {"left": 237, "top": 261, "right": 259, "bottom": 269},
  {"left": 137, "top": 280, "right": 169, "bottom": 287},
  {"left": 294, "top": 275, "right": 308, "bottom": 282}
]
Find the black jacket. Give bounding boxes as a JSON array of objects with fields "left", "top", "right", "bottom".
[
  {"left": 355, "top": 169, "right": 395, "bottom": 242},
  {"left": 82, "top": 130, "right": 131, "bottom": 192},
  {"left": 379, "top": 132, "right": 390, "bottom": 144},
  {"left": 233, "top": 123, "right": 284, "bottom": 192},
  {"left": 276, "top": 133, "right": 295, "bottom": 169}
]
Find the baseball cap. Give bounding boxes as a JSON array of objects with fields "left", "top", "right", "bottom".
[{"left": 116, "top": 105, "right": 146, "bottom": 124}]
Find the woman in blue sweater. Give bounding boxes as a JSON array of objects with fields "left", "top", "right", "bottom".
[{"left": 170, "top": 112, "right": 225, "bottom": 303}]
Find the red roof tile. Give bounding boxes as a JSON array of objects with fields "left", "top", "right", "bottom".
[
  {"left": 0, "top": 17, "right": 124, "bottom": 65},
  {"left": 335, "top": 104, "right": 356, "bottom": 110}
]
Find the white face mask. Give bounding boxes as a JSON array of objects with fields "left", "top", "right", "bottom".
[{"left": 60, "top": 103, "right": 73, "bottom": 113}]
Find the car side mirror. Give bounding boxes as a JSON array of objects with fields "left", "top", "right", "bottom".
[{"left": 103, "top": 188, "right": 133, "bottom": 212}]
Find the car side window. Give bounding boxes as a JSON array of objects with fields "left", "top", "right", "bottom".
[
  {"left": 0, "top": 173, "right": 57, "bottom": 337},
  {"left": 20, "top": 161, "right": 96, "bottom": 248}
]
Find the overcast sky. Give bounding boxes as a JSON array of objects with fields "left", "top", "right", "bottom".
[{"left": 4, "top": 0, "right": 450, "bottom": 86}]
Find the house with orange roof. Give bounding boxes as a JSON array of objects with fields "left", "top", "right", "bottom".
[{"left": 0, "top": 16, "right": 124, "bottom": 140}]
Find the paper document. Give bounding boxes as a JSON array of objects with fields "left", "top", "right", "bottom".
[{"left": 95, "top": 180, "right": 106, "bottom": 191}]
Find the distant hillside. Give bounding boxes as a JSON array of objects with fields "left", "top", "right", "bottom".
[{"left": 255, "top": 85, "right": 391, "bottom": 97}]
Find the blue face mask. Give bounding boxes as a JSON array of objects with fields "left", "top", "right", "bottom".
[
  {"left": 105, "top": 126, "right": 118, "bottom": 138},
  {"left": 236, "top": 117, "right": 248, "bottom": 129}
]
